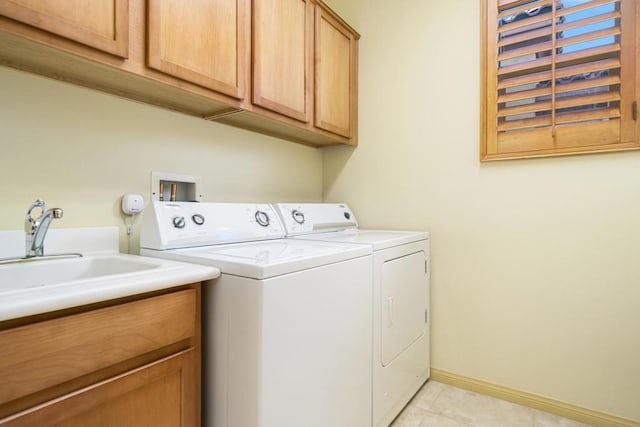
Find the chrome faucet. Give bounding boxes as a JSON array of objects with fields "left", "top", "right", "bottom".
[{"left": 25, "top": 199, "right": 63, "bottom": 258}]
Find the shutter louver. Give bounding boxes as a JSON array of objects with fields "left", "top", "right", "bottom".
[{"left": 482, "top": 0, "right": 638, "bottom": 160}]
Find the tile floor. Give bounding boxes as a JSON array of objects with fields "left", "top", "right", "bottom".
[{"left": 390, "top": 380, "right": 592, "bottom": 427}]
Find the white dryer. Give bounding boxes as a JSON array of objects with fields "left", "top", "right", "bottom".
[
  {"left": 275, "top": 203, "right": 430, "bottom": 427},
  {"left": 140, "top": 202, "right": 373, "bottom": 427}
]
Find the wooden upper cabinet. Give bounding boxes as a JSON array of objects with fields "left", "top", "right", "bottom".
[
  {"left": 252, "top": 0, "right": 313, "bottom": 123},
  {"left": 0, "top": 0, "right": 359, "bottom": 146},
  {"left": 147, "top": 0, "right": 249, "bottom": 100},
  {"left": 0, "top": 0, "right": 129, "bottom": 57},
  {"left": 314, "top": 5, "right": 358, "bottom": 139}
]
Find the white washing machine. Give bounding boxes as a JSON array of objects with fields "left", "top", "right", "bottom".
[
  {"left": 139, "top": 202, "right": 373, "bottom": 427},
  {"left": 274, "top": 203, "right": 430, "bottom": 427}
]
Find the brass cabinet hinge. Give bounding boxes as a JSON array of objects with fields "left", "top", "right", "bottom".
[{"left": 633, "top": 101, "right": 638, "bottom": 121}]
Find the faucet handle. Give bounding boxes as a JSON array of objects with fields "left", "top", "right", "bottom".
[
  {"left": 25, "top": 199, "right": 46, "bottom": 233},
  {"left": 51, "top": 208, "right": 63, "bottom": 219}
]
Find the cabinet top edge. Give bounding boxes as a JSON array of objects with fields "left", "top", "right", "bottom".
[{"left": 313, "top": 0, "right": 361, "bottom": 39}]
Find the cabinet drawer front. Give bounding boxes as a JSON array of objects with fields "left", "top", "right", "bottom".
[
  {"left": 0, "top": 349, "right": 196, "bottom": 427},
  {"left": 0, "top": 290, "right": 196, "bottom": 405}
]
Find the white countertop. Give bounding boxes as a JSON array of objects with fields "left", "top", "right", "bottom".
[
  {"left": 0, "top": 227, "right": 220, "bottom": 322},
  {"left": 0, "top": 253, "right": 220, "bottom": 322}
]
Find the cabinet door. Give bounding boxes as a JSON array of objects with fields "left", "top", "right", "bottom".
[
  {"left": 253, "top": 0, "right": 313, "bottom": 122},
  {"left": 314, "top": 6, "right": 357, "bottom": 138},
  {"left": 0, "top": 349, "right": 197, "bottom": 427},
  {"left": 0, "top": 289, "right": 196, "bottom": 406},
  {"left": 0, "top": 0, "right": 129, "bottom": 57},
  {"left": 147, "top": 0, "right": 249, "bottom": 100}
]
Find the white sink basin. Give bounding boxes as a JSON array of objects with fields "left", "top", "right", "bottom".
[
  {"left": 0, "top": 253, "right": 220, "bottom": 322},
  {"left": 0, "top": 255, "right": 160, "bottom": 292}
]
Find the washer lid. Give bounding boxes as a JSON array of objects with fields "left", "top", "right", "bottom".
[
  {"left": 294, "top": 229, "right": 429, "bottom": 251},
  {"left": 141, "top": 239, "right": 371, "bottom": 279}
]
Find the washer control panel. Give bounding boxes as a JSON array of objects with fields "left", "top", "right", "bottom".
[{"left": 140, "top": 202, "right": 284, "bottom": 250}]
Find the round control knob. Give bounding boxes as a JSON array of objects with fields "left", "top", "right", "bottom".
[
  {"left": 192, "top": 214, "right": 205, "bottom": 226},
  {"left": 173, "top": 216, "right": 186, "bottom": 229},
  {"left": 344, "top": 211, "right": 351, "bottom": 220},
  {"left": 292, "top": 209, "right": 305, "bottom": 224},
  {"left": 255, "top": 210, "right": 270, "bottom": 227}
]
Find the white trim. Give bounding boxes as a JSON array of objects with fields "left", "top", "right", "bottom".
[{"left": 430, "top": 369, "right": 639, "bottom": 427}]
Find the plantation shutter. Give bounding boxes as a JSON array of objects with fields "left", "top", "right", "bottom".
[{"left": 481, "top": 0, "right": 638, "bottom": 160}]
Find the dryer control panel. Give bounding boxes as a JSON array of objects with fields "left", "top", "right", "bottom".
[{"left": 275, "top": 203, "right": 358, "bottom": 236}]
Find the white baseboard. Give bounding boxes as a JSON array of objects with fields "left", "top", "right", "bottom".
[{"left": 430, "top": 369, "right": 639, "bottom": 427}]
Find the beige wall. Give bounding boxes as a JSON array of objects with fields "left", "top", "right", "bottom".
[
  {"left": 2, "top": 2, "right": 640, "bottom": 422},
  {"left": 0, "top": 66, "right": 323, "bottom": 251},
  {"left": 324, "top": 0, "right": 640, "bottom": 421}
]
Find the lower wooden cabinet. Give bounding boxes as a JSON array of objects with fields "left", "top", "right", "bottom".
[
  {"left": 0, "top": 285, "right": 201, "bottom": 427},
  {"left": 1, "top": 350, "right": 196, "bottom": 427}
]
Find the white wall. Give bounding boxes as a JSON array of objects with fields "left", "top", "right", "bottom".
[
  {"left": 0, "top": 66, "right": 323, "bottom": 251},
  {"left": 324, "top": 0, "right": 640, "bottom": 421}
]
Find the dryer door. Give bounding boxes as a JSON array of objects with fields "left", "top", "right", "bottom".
[{"left": 380, "top": 251, "right": 427, "bottom": 366}]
